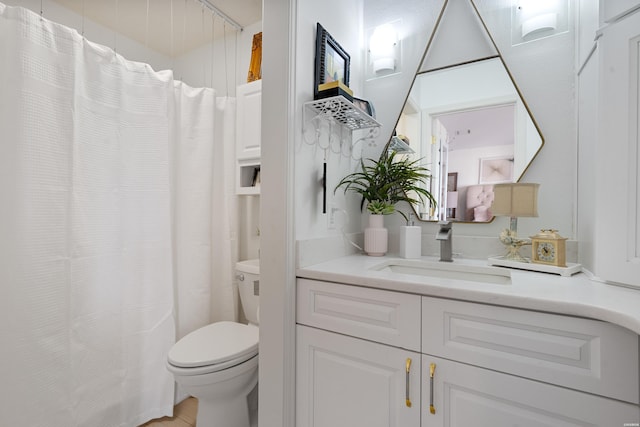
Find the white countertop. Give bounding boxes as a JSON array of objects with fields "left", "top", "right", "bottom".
[{"left": 296, "top": 254, "right": 640, "bottom": 335}]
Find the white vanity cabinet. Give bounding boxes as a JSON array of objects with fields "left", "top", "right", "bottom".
[
  {"left": 296, "top": 279, "right": 421, "bottom": 427},
  {"left": 421, "top": 296, "right": 639, "bottom": 426},
  {"left": 296, "top": 278, "right": 640, "bottom": 427},
  {"left": 421, "top": 356, "right": 638, "bottom": 426},
  {"left": 297, "top": 326, "right": 421, "bottom": 427}
]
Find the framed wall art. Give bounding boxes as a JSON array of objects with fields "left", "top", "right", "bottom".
[
  {"left": 479, "top": 156, "right": 514, "bottom": 184},
  {"left": 447, "top": 172, "right": 458, "bottom": 192},
  {"left": 353, "top": 97, "right": 375, "bottom": 118},
  {"left": 314, "top": 23, "right": 350, "bottom": 100},
  {"left": 246, "top": 32, "right": 262, "bottom": 82}
]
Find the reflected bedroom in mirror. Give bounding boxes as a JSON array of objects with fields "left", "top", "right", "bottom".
[{"left": 388, "top": 0, "right": 544, "bottom": 224}]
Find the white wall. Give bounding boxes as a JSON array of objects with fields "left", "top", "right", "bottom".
[
  {"left": 576, "top": 0, "right": 599, "bottom": 275},
  {"left": 259, "top": 0, "right": 296, "bottom": 425},
  {"left": 293, "top": 0, "right": 365, "bottom": 243},
  {"left": 173, "top": 20, "right": 263, "bottom": 95}
]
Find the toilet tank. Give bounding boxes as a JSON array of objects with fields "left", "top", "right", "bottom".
[{"left": 236, "top": 259, "right": 260, "bottom": 325}]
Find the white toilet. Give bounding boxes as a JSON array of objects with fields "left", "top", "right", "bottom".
[{"left": 167, "top": 259, "right": 260, "bottom": 427}]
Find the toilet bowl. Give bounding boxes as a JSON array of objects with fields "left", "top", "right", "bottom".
[{"left": 167, "top": 259, "right": 260, "bottom": 427}]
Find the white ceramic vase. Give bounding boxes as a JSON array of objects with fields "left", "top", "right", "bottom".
[{"left": 364, "top": 214, "right": 388, "bottom": 256}]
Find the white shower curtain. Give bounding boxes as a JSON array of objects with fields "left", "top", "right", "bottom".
[
  {"left": 172, "top": 84, "right": 238, "bottom": 338},
  {"left": 0, "top": 4, "right": 237, "bottom": 426}
]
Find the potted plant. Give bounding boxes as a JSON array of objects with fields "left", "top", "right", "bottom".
[{"left": 335, "top": 150, "right": 435, "bottom": 256}]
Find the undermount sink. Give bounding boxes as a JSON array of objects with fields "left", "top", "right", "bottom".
[{"left": 370, "top": 259, "right": 512, "bottom": 285}]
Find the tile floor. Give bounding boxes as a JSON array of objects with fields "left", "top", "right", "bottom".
[
  {"left": 140, "top": 386, "right": 258, "bottom": 427},
  {"left": 139, "top": 397, "right": 197, "bottom": 427}
]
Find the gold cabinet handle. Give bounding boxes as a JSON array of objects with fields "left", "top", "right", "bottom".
[
  {"left": 429, "top": 363, "right": 436, "bottom": 414},
  {"left": 405, "top": 358, "right": 412, "bottom": 407}
]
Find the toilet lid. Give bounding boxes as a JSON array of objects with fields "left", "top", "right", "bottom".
[{"left": 168, "top": 321, "right": 259, "bottom": 368}]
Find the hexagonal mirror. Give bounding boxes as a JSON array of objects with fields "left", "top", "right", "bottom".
[{"left": 389, "top": 0, "right": 544, "bottom": 223}]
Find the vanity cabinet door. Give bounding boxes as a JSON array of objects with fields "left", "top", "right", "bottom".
[
  {"left": 296, "top": 325, "right": 421, "bottom": 427},
  {"left": 421, "top": 356, "right": 639, "bottom": 427}
]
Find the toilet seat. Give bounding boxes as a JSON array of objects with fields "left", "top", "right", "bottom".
[
  {"left": 168, "top": 353, "right": 258, "bottom": 377},
  {"left": 168, "top": 321, "right": 258, "bottom": 375}
]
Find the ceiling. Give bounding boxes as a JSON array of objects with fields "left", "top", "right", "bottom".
[
  {"left": 50, "top": 0, "right": 262, "bottom": 57},
  {"left": 437, "top": 104, "right": 515, "bottom": 152}
]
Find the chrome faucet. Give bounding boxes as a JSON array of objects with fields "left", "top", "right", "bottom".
[{"left": 436, "top": 221, "right": 453, "bottom": 262}]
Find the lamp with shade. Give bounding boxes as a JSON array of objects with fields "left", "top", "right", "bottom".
[{"left": 491, "top": 182, "right": 539, "bottom": 262}]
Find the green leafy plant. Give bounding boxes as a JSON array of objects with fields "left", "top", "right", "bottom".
[{"left": 334, "top": 150, "right": 436, "bottom": 221}]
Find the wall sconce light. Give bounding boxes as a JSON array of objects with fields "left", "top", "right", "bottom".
[
  {"left": 367, "top": 21, "right": 401, "bottom": 78},
  {"left": 512, "top": 0, "right": 568, "bottom": 45},
  {"left": 519, "top": 0, "right": 559, "bottom": 37}
]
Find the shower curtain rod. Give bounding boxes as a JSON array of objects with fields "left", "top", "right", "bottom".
[{"left": 197, "top": 0, "right": 243, "bottom": 32}]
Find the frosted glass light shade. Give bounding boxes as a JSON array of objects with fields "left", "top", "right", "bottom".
[
  {"left": 369, "top": 23, "right": 399, "bottom": 75},
  {"left": 512, "top": 0, "right": 568, "bottom": 46},
  {"left": 522, "top": 13, "right": 557, "bottom": 38}
]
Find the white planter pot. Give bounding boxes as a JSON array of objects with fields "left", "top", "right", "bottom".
[{"left": 364, "top": 214, "right": 388, "bottom": 256}]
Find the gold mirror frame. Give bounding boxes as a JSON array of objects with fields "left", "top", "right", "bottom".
[{"left": 385, "top": 0, "right": 544, "bottom": 223}]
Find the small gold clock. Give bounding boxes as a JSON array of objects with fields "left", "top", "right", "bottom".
[{"left": 531, "top": 229, "right": 567, "bottom": 267}]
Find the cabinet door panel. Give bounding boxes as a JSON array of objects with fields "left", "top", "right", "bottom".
[
  {"left": 298, "top": 279, "right": 421, "bottom": 351},
  {"left": 422, "top": 296, "right": 639, "bottom": 403},
  {"left": 421, "top": 356, "right": 639, "bottom": 427},
  {"left": 236, "top": 80, "right": 261, "bottom": 159},
  {"left": 296, "top": 325, "right": 420, "bottom": 427}
]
